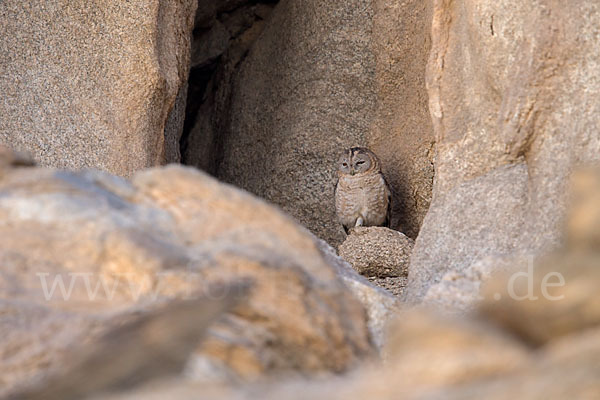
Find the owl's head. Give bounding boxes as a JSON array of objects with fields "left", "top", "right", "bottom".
[{"left": 338, "top": 147, "right": 381, "bottom": 176}]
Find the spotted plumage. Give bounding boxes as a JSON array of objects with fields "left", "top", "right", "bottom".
[{"left": 335, "top": 147, "right": 391, "bottom": 234}]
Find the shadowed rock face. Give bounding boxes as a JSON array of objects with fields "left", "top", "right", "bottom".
[
  {"left": 185, "top": 0, "right": 434, "bottom": 246},
  {"left": 407, "top": 0, "right": 600, "bottom": 302},
  {"left": 0, "top": 155, "right": 373, "bottom": 396},
  {"left": 0, "top": 0, "right": 197, "bottom": 175}
]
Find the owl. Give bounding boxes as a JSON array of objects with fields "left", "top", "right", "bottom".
[{"left": 335, "top": 147, "right": 391, "bottom": 234}]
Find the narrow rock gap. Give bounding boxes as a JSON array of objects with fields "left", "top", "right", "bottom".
[{"left": 180, "top": 0, "right": 279, "bottom": 175}]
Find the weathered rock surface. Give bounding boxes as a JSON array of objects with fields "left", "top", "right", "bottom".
[
  {"left": 0, "top": 0, "right": 197, "bottom": 175},
  {"left": 0, "top": 153, "right": 373, "bottom": 395},
  {"left": 481, "top": 251, "right": 600, "bottom": 346},
  {"left": 567, "top": 165, "right": 600, "bottom": 251},
  {"left": 339, "top": 227, "right": 413, "bottom": 279},
  {"left": 369, "top": 0, "right": 434, "bottom": 238},
  {"left": 214, "top": 0, "right": 376, "bottom": 247},
  {"left": 10, "top": 289, "right": 246, "bottom": 400},
  {"left": 317, "top": 238, "right": 399, "bottom": 349},
  {"left": 407, "top": 0, "right": 600, "bottom": 303},
  {"left": 185, "top": 0, "right": 434, "bottom": 246},
  {"left": 89, "top": 247, "right": 600, "bottom": 400},
  {"left": 409, "top": 164, "right": 529, "bottom": 301}
]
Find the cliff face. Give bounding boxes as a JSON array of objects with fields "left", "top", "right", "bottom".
[
  {"left": 0, "top": 0, "right": 197, "bottom": 175},
  {"left": 407, "top": 0, "right": 600, "bottom": 302}
]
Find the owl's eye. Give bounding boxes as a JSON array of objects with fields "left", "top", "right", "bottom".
[
  {"left": 342, "top": 162, "right": 348, "bottom": 167},
  {"left": 356, "top": 160, "right": 365, "bottom": 165}
]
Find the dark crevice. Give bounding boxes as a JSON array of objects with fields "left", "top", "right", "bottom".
[
  {"left": 180, "top": 60, "right": 219, "bottom": 168},
  {"left": 180, "top": 0, "right": 279, "bottom": 175}
]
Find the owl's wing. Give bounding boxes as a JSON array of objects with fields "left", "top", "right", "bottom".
[
  {"left": 334, "top": 178, "right": 350, "bottom": 235},
  {"left": 382, "top": 173, "right": 392, "bottom": 229}
]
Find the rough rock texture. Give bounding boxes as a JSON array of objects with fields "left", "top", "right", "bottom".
[
  {"left": 481, "top": 252, "right": 600, "bottom": 346},
  {"left": 181, "top": 0, "right": 277, "bottom": 174},
  {"left": 15, "top": 166, "right": 600, "bottom": 398},
  {"left": 0, "top": 153, "right": 372, "bottom": 395},
  {"left": 0, "top": 0, "right": 197, "bottom": 175},
  {"left": 567, "top": 165, "right": 600, "bottom": 250},
  {"left": 339, "top": 227, "right": 413, "bottom": 278},
  {"left": 317, "top": 238, "right": 399, "bottom": 349},
  {"left": 9, "top": 290, "right": 246, "bottom": 400},
  {"left": 409, "top": 163, "right": 529, "bottom": 300},
  {"left": 87, "top": 245, "right": 600, "bottom": 400},
  {"left": 369, "top": 0, "right": 434, "bottom": 238},
  {"left": 407, "top": 0, "right": 600, "bottom": 302},
  {"left": 215, "top": 0, "right": 376, "bottom": 247},
  {"left": 185, "top": 0, "right": 434, "bottom": 246},
  {"left": 421, "top": 254, "right": 524, "bottom": 312}
]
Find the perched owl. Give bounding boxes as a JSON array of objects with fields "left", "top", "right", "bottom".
[{"left": 335, "top": 147, "right": 391, "bottom": 234}]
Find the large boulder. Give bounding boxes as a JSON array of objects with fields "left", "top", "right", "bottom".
[
  {"left": 0, "top": 0, "right": 197, "bottom": 175},
  {"left": 87, "top": 246, "right": 600, "bottom": 400},
  {"left": 407, "top": 0, "right": 600, "bottom": 302},
  {"left": 0, "top": 150, "right": 373, "bottom": 395}
]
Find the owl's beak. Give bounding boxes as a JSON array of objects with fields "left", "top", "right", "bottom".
[{"left": 350, "top": 169, "right": 355, "bottom": 176}]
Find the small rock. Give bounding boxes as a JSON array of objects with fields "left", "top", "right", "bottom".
[{"left": 338, "top": 227, "right": 413, "bottom": 278}]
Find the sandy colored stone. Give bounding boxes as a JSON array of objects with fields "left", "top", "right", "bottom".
[
  {"left": 214, "top": 0, "right": 375, "bottom": 247},
  {"left": 369, "top": 0, "right": 434, "bottom": 239},
  {"left": 9, "top": 288, "right": 246, "bottom": 400},
  {"left": 480, "top": 252, "right": 600, "bottom": 346},
  {"left": 0, "top": 163, "right": 372, "bottom": 394},
  {"left": 338, "top": 227, "right": 413, "bottom": 278},
  {"left": 426, "top": 327, "right": 600, "bottom": 400},
  {"left": 407, "top": 163, "right": 529, "bottom": 302},
  {"left": 91, "top": 309, "right": 532, "bottom": 400},
  {"left": 567, "top": 165, "right": 600, "bottom": 251},
  {"left": 317, "top": 238, "right": 400, "bottom": 349},
  {"left": 407, "top": 0, "right": 600, "bottom": 303},
  {"left": 0, "top": 0, "right": 197, "bottom": 175}
]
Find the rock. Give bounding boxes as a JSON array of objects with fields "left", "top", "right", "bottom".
[
  {"left": 407, "top": 0, "right": 600, "bottom": 304},
  {"left": 477, "top": 166, "right": 600, "bottom": 344},
  {"left": 192, "top": 20, "right": 231, "bottom": 68},
  {"left": 9, "top": 286, "right": 247, "bottom": 400},
  {"left": 88, "top": 309, "right": 532, "bottom": 400},
  {"left": 429, "top": 327, "right": 600, "bottom": 400},
  {"left": 0, "top": 0, "right": 197, "bottom": 175},
  {"left": 184, "top": 0, "right": 434, "bottom": 246},
  {"left": 369, "top": 0, "right": 434, "bottom": 238},
  {"left": 181, "top": 0, "right": 276, "bottom": 175},
  {"left": 480, "top": 252, "right": 600, "bottom": 346},
  {"left": 317, "top": 238, "right": 399, "bottom": 349},
  {"left": 338, "top": 227, "right": 413, "bottom": 278},
  {"left": 64, "top": 243, "right": 600, "bottom": 400},
  {"left": 567, "top": 165, "right": 600, "bottom": 251},
  {"left": 214, "top": 0, "right": 376, "bottom": 247},
  {"left": 381, "top": 310, "right": 530, "bottom": 387},
  {"left": 0, "top": 164, "right": 373, "bottom": 394},
  {"left": 407, "top": 164, "right": 529, "bottom": 301},
  {"left": 421, "top": 254, "right": 527, "bottom": 313}
]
